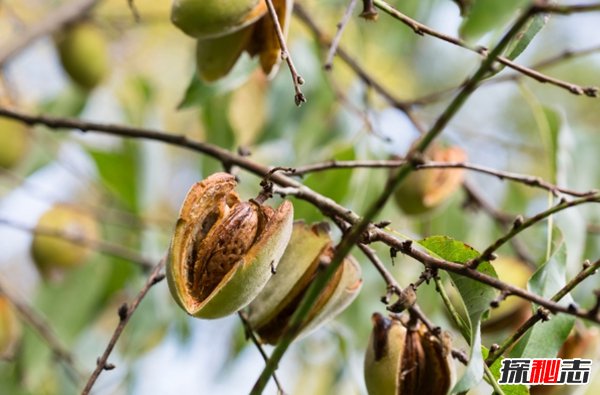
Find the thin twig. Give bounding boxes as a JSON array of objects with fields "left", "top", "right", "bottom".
[
  {"left": 238, "top": 312, "right": 287, "bottom": 395},
  {"left": 0, "top": 278, "right": 83, "bottom": 382},
  {"left": 0, "top": 0, "right": 101, "bottom": 67},
  {"left": 264, "top": 0, "right": 305, "bottom": 106},
  {"left": 287, "top": 158, "right": 595, "bottom": 197},
  {"left": 372, "top": 0, "right": 599, "bottom": 99},
  {"left": 358, "top": 244, "right": 469, "bottom": 364},
  {"left": 468, "top": 193, "right": 600, "bottom": 269},
  {"left": 0, "top": 218, "right": 155, "bottom": 271},
  {"left": 462, "top": 181, "right": 536, "bottom": 267},
  {"left": 2, "top": 107, "right": 597, "bottom": 324},
  {"left": 126, "top": 0, "right": 141, "bottom": 23},
  {"left": 294, "top": 4, "right": 408, "bottom": 111},
  {"left": 80, "top": 259, "right": 165, "bottom": 395},
  {"left": 486, "top": 257, "right": 600, "bottom": 365},
  {"left": 250, "top": 9, "right": 536, "bottom": 394},
  {"left": 324, "top": 0, "right": 358, "bottom": 70},
  {"left": 375, "top": 234, "right": 598, "bottom": 322},
  {"left": 3, "top": 92, "right": 595, "bottom": 323}
]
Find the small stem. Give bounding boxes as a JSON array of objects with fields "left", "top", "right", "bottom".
[{"left": 264, "top": 0, "right": 306, "bottom": 106}]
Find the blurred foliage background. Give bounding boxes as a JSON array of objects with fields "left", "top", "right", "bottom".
[{"left": 1, "top": 0, "right": 600, "bottom": 394}]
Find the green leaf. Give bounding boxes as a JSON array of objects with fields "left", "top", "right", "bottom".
[
  {"left": 419, "top": 236, "right": 499, "bottom": 393},
  {"left": 511, "top": 241, "right": 575, "bottom": 358},
  {"left": 292, "top": 146, "right": 356, "bottom": 223},
  {"left": 199, "top": 95, "right": 237, "bottom": 175},
  {"left": 88, "top": 141, "right": 140, "bottom": 212},
  {"left": 483, "top": 347, "right": 530, "bottom": 395},
  {"left": 177, "top": 57, "right": 256, "bottom": 109},
  {"left": 40, "top": 86, "right": 88, "bottom": 117},
  {"left": 505, "top": 14, "right": 548, "bottom": 62},
  {"left": 459, "top": 0, "right": 528, "bottom": 42}
]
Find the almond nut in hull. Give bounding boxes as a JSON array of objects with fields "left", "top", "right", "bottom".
[{"left": 166, "top": 173, "right": 294, "bottom": 319}]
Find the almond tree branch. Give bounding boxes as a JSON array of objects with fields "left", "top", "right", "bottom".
[
  {"left": 250, "top": 8, "right": 536, "bottom": 393},
  {"left": 468, "top": 193, "right": 600, "bottom": 269},
  {"left": 486, "top": 257, "right": 600, "bottom": 365},
  {"left": 294, "top": 3, "right": 428, "bottom": 135},
  {"left": 80, "top": 259, "right": 165, "bottom": 395},
  {"left": 1, "top": 98, "right": 598, "bottom": 390},
  {"left": 272, "top": 183, "right": 600, "bottom": 323},
  {"left": 412, "top": 43, "right": 600, "bottom": 105},
  {"left": 462, "top": 181, "right": 536, "bottom": 267},
  {"left": 0, "top": 218, "right": 155, "bottom": 271},
  {"left": 0, "top": 0, "right": 101, "bottom": 67},
  {"left": 372, "top": 0, "right": 599, "bottom": 98},
  {"left": 358, "top": 243, "right": 469, "bottom": 365},
  {"left": 1, "top": 107, "right": 596, "bottom": 322}
]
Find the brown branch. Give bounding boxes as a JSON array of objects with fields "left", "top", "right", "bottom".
[
  {"left": 0, "top": 0, "right": 101, "bottom": 67},
  {"left": 372, "top": 0, "right": 599, "bottom": 99},
  {"left": 294, "top": 4, "right": 407, "bottom": 111},
  {"left": 375, "top": 234, "right": 598, "bottom": 322},
  {"left": 0, "top": 218, "right": 155, "bottom": 271},
  {"left": 293, "top": 3, "right": 429, "bottom": 135},
  {"left": 80, "top": 259, "right": 165, "bottom": 395},
  {"left": 486, "top": 257, "right": 600, "bottom": 365},
  {"left": 412, "top": 43, "right": 600, "bottom": 105},
  {"left": 0, "top": 168, "right": 173, "bottom": 231},
  {"left": 0, "top": 278, "right": 83, "bottom": 381},
  {"left": 126, "top": 0, "right": 141, "bottom": 23},
  {"left": 468, "top": 193, "right": 600, "bottom": 268},
  {"left": 462, "top": 181, "right": 536, "bottom": 267},
  {"left": 287, "top": 158, "right": 595, "bottom": 197},
  {"left": 358, "top": 244, "right": 469, "bottom": 365},
  {"left": 1, "top": 107, "right": 598, "bottom": 325},
  {"left": 324, "top": 0, "right": 358, "bottom": 70},
  {"left": 264, "top": 0, "right": 305, "bottom": 106}
]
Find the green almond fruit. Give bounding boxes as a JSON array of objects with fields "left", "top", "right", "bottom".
[
  {"left": 247, "top": 221, "right": 362, "bottom": 344},
  {"left": 166, "top": 173, "right": 294, "bottom": 319},
  {"left": 55, "top": 23, "right": 109, "bottom": 90},
  {"left": 364, "top": 313, "right": 454, "bottom": 395},
  {"left": 171, "top": 0, "right": 266, "bottom": 39},
  {"left": 31, "top": 204, "right": 99, "bottom": 276},
  {"left": 0, "top": 118, "right": 29, "bottom": 169}
]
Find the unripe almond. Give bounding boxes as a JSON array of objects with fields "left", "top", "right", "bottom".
[
  {"left": 364, "top": 313, "right": 454, "bottom": 395},
  {"left": 0, "top": 296, "right": 22, "bottom": 360},
  {"left": 0, "top": 118, "right": 29, "bottom": 169},
  {"left": 31, "top": 204, "right": 99, "bottom": 277},
  {"left": 171, "top": 0, "right": 267, "bottom": 39},
  {"left": 247, "top": 221, "right": 362, "bottom": 344},
  {"left": 55, "top": 23, "right": 109, "bottom": 90}
]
